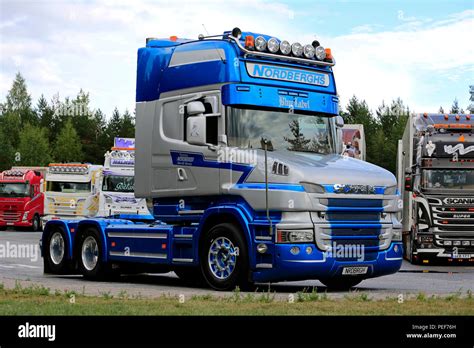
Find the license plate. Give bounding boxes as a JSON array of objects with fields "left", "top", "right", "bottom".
[
  {"left": 342, "top": 266, "right": 368, "bottom": 275},
  {"left": 6, "top": 223, "right": 13, "bottom": 226},
  {"left": 452, "top": 254, "right": 473, "bottom": 259}
]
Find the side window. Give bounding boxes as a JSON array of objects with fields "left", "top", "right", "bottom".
[{"left": 162, "top": 100, "right": 184, "bottom": 140}]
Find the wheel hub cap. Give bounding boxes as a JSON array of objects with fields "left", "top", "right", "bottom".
[{"left": 208, "top": 237, "right": 237, "bottom": 280}]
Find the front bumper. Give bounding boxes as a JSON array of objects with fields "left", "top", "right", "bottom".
[
  {"left": 0, "top": 220, "right": 33, "bottom": 227},
  {"left": 252, "top": 242, "right": 403, "bottom": 283}
]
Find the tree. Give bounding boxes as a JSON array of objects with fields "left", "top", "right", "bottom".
[
  {"left": 53, "top": 119, "right": 84, "bottom": 162},
  {"left": 36, "top": 95, "right": 56, "bottom": 143},
  {"left": 373, "top": 98, "right": 410, "bottom": 174},
  {"left": 0, "top": 126, "right": 15, "bottom": 171},
  {"left": 450, "top": 98, "right": 460, "bottom": 114},
  {"left": 3, "top": 72, "right": 37, "bottom": 126},
  {"left": 284, "top": 120, "right": 311, "bottom": 151},
  {"left": 16, "top": 124, "right": 51, "bottom": 166}
]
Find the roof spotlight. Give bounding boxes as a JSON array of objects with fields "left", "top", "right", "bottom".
[
  {"left": 315, "top": 46, "right": 326, "bottom": 60},
  {"left": 312, "top": 40, "right": 320, "bottom": 48},
  {"left": 303, "top": 44, "right": 315, "bottom": 58},
  {"left": 279, "top": 40, "right": 291, "bottom": 55},
  {"left": 255, "top": 36, "right": 267, "bottom": 52},
  {"left": 291, "top": 42, "right": 303, "bottom": 57},
  {"left": 267, "top": 37, "right": 279, "bottom": 53}
]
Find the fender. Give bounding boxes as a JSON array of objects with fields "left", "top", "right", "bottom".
[
  {"left": 194, "top": 204, "right": 257, "bottom": 268},
  {"left": 43, "top": 220, "right": 76, "bottom": 260}
]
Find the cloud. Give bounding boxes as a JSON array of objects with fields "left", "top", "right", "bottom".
[
  {"left": 331, "top": 10, "right": 473, "bottom": 113},
  {"left": 0, "top": 1, "right": 472, "bottom": 117}
]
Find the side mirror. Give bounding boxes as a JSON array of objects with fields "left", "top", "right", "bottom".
[
  {"left": 404, "top": 174, "right": 413, "bottom": 192},
  {"left": 186, "top": 116, "right": 207, "bottom": 146},
  {"left": 335, "top": 115, "right": 344, "bottom": 128}
]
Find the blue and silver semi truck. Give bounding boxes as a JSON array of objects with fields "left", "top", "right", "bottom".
[{"left": 41, "top": 28, "right": 403, "bottom": 290}]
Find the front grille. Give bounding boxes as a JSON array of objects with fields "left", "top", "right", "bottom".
[
  {"left": 316, "top": 197, "right": 389, "bottom": 253},
  {"left": 0, "top": 211, "right": 22, "bottom": 223},
  {"left": 429, "top": 197, "right": 474, "bottom": 233}
]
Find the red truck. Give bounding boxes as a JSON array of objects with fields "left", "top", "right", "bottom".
[{"left": 0, "top": 167, "right": 45, "bottom": 231}]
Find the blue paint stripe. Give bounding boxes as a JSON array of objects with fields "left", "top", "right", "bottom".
[{"left": 234, "top": 183, "right": 305, "bottom": 192}]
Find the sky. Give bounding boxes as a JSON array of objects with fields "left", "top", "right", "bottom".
[{"left": 0, "top": 0, "right": 473, "bottom": 118}]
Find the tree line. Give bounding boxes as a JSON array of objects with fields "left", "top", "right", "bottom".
[
  {"left": 341, "top": 95, "right": 468, "bottom": 174},
  {"left": 0, "top": 72, "right": 469, "bottom": 175},
  {"left": 0, "top": 73, "right": 134, "bottom": 171}
]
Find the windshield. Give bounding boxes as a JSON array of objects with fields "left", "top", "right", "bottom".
[
  {"left": 47, "top": 181, "right": 91, "bottom": 193},
  {"left": 0, "top": 183, "right": 29, "bottom": 197},
  {"left": 102, "top": 175, "right": 134, "bottom": 193},
  {"left": 227, "top": 107, "right": 334, "bottom": 154},
  {"left": 422, "top": 170, "right": 474, "bottom": 190}
]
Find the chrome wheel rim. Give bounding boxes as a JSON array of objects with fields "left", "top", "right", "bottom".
[
  {"left": 82, "top": 236, "right": 99, "bottom": 271},
  {"left": 49, "top": 232, "right": 65, "bottom": 265},
  {"left": 208, "top": 237, "right": 237, "bottom": 280}
]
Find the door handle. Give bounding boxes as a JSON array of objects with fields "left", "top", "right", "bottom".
[{"left": 177, "top": 168, "right": 188, "bottom": 181}]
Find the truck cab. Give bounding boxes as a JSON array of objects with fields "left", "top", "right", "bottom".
[
  {"left": 398, "top": 113, "right": 474, "bottom": 263},
  {"left": 42, "top": 28, "right": 403, "bottom": 290},
  {"left": 43, "top": 163, "right": 102, "bottom": 223},
  {"left": 0, "top": 168, "right": 45, "bottom": 231},
  {"left": 98, "top": 138, "right": 151, "bottom": 218}
]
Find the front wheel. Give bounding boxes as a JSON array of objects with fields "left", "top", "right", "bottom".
[
  {"left": 31, "top": 215, "right": 41, "bottom": 232},
  {"left": 319, "top": 277, "right": 363, "bottom": 291},
  {"left": 200, "top": 223, "right": 249, "bottom": 291}
]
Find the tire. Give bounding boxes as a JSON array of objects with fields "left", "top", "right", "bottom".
[
  {"left": 200, "top": 223, "right": 250, "bottom": 291},
  {"left": 43, "top": 229, "right": 68, "bottom": 274},
  {"left": 174, "top": 267, "right": 205, "bottom": 286},
  {"left": 31, "top": 214, "right": 41, "bottom": 232},
  {"left": 319, "top": 277, "right": 363, "bottom": 291},
  {"left": 78, "top": 228, "right": 107, "bottom": 280}
]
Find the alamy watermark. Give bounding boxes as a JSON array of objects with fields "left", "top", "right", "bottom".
[
  {"left": 0, "top": 242, "right": 39, "bottom": 262},
  {"left": 325, "top": 242, "right": 365, "bottom": 261}
]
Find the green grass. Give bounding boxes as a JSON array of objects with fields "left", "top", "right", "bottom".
[{"left": 0, "top": 283, "right": 473, "bottom": 315}]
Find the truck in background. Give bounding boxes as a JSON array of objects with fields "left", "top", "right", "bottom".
[
  {"left": 43, "top": 163, "right": 103, "bottom": 223},
  {"left": 342, "top": 124, "right": 366, "bottom": 160},
  {"left": 98, "top": 138, "right": 152, "bottom": 218},
  {"left": 0, "top": 167, "right": 46, "bottom": 231},
  {"left": 397, "top": 113, "right": 474, "bottom": 264},
  {"left": 41, "top": 28, "right": 403, "bottom": 290}
]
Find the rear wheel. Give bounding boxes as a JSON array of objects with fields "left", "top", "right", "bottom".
[
  {"left": 44, "top": 229, "right": 67, "bottom": 274},
  {"left": 78, "top": 228, "right": 107, "bottom": 280},
  {"left": 200, "top": 223, "right": 249, "bottom": 291},
  {"left": 319, "top": 277, "right": 363, "bottom": 291}
]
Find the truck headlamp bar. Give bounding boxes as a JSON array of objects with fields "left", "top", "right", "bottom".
[
  {"left": 228, "top": 35, "right": 335, "bottom": 67},
  {"left": 3, "top": 170, "right": 26, "bottom": 176}
]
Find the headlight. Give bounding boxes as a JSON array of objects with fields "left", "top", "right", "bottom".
[
  {"left": 303, "top": 44, "right": 315, "bottom": 59},
  {"left": 392, "top": 229, "right": 402, "bottom": 241},
  {"left": 255, "top": 36, "right": 267, "bottom": 52},
  {"left": 277, "top": 229, "right": 314, "bottom": 243},
  {"left": 301, "top": 182, "right": 325, "bottom": 194},
  {"left": 384, "top": 185, "right": 397, "bottom": 195},
  {"left": 291, "top": 42, "right": 303, "bottom": 57},
  {"left": 279, "top": 40, "right": 291, "bottom": 55},
  {"left": 267, "top": 37, "right": 279, "bottom": 53},
  {"left": 315, "top": 46, "right": 326, "bottom": 60}
]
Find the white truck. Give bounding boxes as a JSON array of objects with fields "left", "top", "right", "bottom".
[
  {"left": 43, "top": 163, "right": 103, "bottom": 222},
  {"left": 98, "top": 138, "right": 151, "bottom": 217}
]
